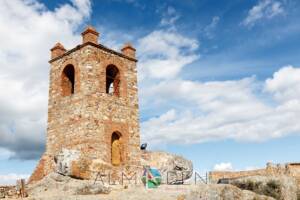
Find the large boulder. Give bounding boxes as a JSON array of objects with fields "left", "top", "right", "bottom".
[
  {"left": 228, "top": 175, "right": 298, "bottom": 200},
  {"left": 54, "top": 149, "right": 193, "bottom": 185},
  {"left": 141, "top": 151, "right": 193, "bottom": 184},
  {"left": 54, "top": 149, "right": 99, "bottom": 180},
  {"left": 54, "top": 149, "right": 80, "bottom": 176}
]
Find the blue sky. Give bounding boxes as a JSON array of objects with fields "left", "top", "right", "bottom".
[{"left": 0, "top": 0, "right": 300, "bottom": 184}]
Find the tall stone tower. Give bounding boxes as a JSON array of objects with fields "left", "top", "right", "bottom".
[{"left": 29, "top": 26, "right": 141, "bottom": 182}]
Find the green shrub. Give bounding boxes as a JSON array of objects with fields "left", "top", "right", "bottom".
[
  {"left": 264, "top": 180, "right": 281, "bottom": 199},
  {"left": 296, "top": 190, "right": 300, "bottom": 200},
  {"left": 233, "top": 180, "right": 262, "bottom": 191}
]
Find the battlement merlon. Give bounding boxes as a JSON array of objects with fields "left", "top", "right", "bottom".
[{"left": 49, "top": 26, "right": 137, "bottom": 63}]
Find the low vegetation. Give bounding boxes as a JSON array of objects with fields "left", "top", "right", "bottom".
[
  {"left": 232, "top": 179, "right": 281, "bottom": 200},
  {"left": 297, "top": 190, "right": 300, "bottom": 200}
]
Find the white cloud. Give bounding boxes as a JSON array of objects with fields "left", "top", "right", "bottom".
[
  {"left": 0, "top": 173, "right": 29, "bottom": 185},
  {"left": 213, "top": 162, "right": 233, "bottom": 171},
  {"left": 160, "top": 6, "right": 181, "bottom": 27},
  {"left": 243, "top": 0, "right": 284, "bottom": 27},
  {"left": 134, "top": 5, "right": 300, "bottom": 146},
  {"left": 213, "top": 163, "right": 260, "bottom": 171},
  {"left": 244, "top": 166, "right": 260, "bottom": 171},
  {"left": 141, "top": 66, "right": 300, "bottom": 145},
  {"left": 265, "top": 66, "right": 300, "bottom": 102},
  {"left": 99, "top": 27, "right": 135, "bottom": 51},
  {"left": 137, "top": 30, "right": 199, "bottom": 80},
  {"left": 0, "top": 0, "right": 91, "bottom": 159}
]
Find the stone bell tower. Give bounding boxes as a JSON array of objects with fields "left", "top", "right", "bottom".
[{"left": 29, "top": 26, "right": 141, "bottom": 182}]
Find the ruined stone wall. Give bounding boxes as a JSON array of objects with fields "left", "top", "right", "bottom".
[
  {"left": 29, "top": 154, "right": 55, "bottom": 183},
  {"left": 209, "top": 162, "right": 300, "bottom": 186},
  {"left": 287, "top": 163, "right": 300, "bottom": 186},
  {"left": 209, "top": 169, "right": 268, "bottom": 183},
  {"left": 0, "top": 186, "right": 16, "bottom": 198}
]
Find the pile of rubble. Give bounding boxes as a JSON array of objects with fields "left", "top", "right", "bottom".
[{"left": 0, "top": 179, "right": 26, "bottom": 199}]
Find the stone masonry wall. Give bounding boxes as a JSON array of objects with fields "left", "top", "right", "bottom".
[
  {"left": 47, "top": 45, "right": 140, "bottom": 164},
  {"left": 0, "top": 186, "right": 17, "bottom": 198},
  {"left": 209, "top": 162, "right": 300, "bottom": 186},
  {"left": 29, "top": 27, "right": 141, "bottom": 183},
  {"left": 209, "top": 169, "right": 268, "bottom": 184}
]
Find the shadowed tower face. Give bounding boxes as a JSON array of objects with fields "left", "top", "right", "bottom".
[{"left": 29, "top": 26, "right": 141, "bottom": 182}]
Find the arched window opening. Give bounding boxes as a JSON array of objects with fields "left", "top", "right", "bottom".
[
  {"left": 106, "top": 65, "right": 120, "bottom": 96},
  {"left": 111, "top": 132, "right": 122, "bottom": 166},
  {"left": 61, "top": 64, "right": 75, "bottom": 96}
]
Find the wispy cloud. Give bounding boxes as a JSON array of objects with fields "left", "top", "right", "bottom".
[
  {"left": 213, "top": 162, "right": 233, "bottom": 171},
  {"left": 160, "top": 6, "right": 181, "bottom": 28},
  {"left": 111, "top": 0, "right": 145, "bottom": 9},
  {"left": 204, "top": 16, "right": 220, "bottom": 39},
  {"left": 243, "top": 0, "right": 285, "bottom": 27}
]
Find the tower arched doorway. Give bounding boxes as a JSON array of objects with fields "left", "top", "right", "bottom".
[{"left": 111, "top": 132, "right": 122, "bottom": 166}]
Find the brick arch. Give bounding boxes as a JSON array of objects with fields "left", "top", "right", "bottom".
[
  {"left": 61, "top": 64, "right": 75, "bottom": 96},
  {"left": 100, "top": 59, "right": 127, "bottom": 97},
  {"left": 106, "top": 64, "right": 120, "bottom": 96},
  {"left": 60, "top": 59, "right": 80, "bottom": 96}
]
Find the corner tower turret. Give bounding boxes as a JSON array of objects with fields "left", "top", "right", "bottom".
[
  {"left": 50, "top": 43, "right": 66, "bottom": 59},
  {"left": 81, "top": 25, "right": 99, "bottom": 44}
]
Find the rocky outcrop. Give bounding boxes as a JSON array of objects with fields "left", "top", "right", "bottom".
[
  {"left": 27, "top": 172, "right": 111, "bottom": 198},
  {"left": 141, "top": 151, "right": 193, "bottom": 184},
  {"left": 53, "top": 149, "right": 193, "bottom": 184},
  {"left": 25, "top": 184, "right": 274, "bottom": 200},
  {"left": 26, "top": 165, "right": 282, "bottom": 200},
  {"left": 228, "top": 175, "right": 298, "bottom": 200},
  {"left": 185, "top": 184, "right": 275, "bottom": 200}
]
